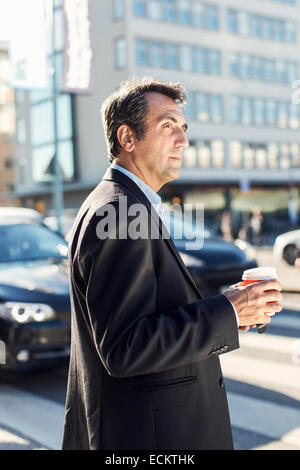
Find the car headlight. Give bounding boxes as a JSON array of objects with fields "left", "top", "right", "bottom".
[
  {"left": 234, "top": 239, "right": 257, "bottom": 261},
  {"left": 179, "top": 252, "right": 205, "bottom": 267},
  {"left": 0, "top": 302, "right": 56, "bottom": 324}
]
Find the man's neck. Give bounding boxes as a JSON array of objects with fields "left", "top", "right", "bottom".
[{"left": 113, "top": 159, "right": 160, "bottom": 192}]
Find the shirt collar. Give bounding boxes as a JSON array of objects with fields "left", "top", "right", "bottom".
[{"left": 110, "top": 162, "right": 161, "bottom": 208}]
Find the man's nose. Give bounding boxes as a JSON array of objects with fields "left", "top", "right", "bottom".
[{"left": 175, "top": 129, "right": 189, "bottom": 148}]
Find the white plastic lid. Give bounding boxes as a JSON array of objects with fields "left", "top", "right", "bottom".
[{"left": 242, "top": 267, "right": 278, "bottom": 281}]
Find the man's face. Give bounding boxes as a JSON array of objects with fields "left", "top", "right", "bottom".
[{"left": 130, "top": 92, "right": 189, "bottom": 191}]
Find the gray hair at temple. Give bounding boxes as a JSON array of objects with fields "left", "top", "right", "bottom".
[{"left": 100, "top": 76, "right": 187, "bottom": 163}]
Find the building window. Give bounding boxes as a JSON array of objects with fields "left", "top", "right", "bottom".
[
  {"left": 163, "top": 0, "right": 176, "bottom": 22},
  {"left": 230, "top": 140, "right": 242, "bottom": 168},
  {"left": 240, "top": 54, "right": 251, "bottom": 79},
  {"left": 206, "top": 5, "right": 219, "bottom": 30},
  {"left": 6, "top": 183, "right": 14, "bottom": 193},
  {"left": 178, "top": 0, "right": 191, "bottom": 25},
  {"left": 211, "top": 140, "right": 224, "bottom": 168},
  {"left": 253, "top": 57, "right": 264, "bottom": 81},
  {"left": 165, "top": 43, "right": 178, "bottom": 69},
  {"left": 227, "top": 9, "right": 238, "bottom": 33},
  {"left": 288, "top": 103, "right": 299, "bottom": 129},
  {"left": 251, "top": 14, "right": 262, "bottom": 38},
  {"left": 276, "top": 61, "right": 287, "bottom": 83},
  {"left": 192, "top": 3, "right": 204, "bottom": 28},
  {"left": 229, "top": 52, "right": 239, "bottom": 77},
  {"left": 268, "top": 143, "right": 279, "bottom": 169},
  {"left": 280, "top": 143, "right": 290, "bottom": 169},
  {"left": 115, "top": 37, "right": 126, "bottom": 69},
  {"left": 262, "top": 17, "right": 274, "bottom": 40},
  {"left": 210, "top": 95, "right": 223, "bottom": 123},
  {"left": 4, "top": 157, "right": 13, "bottom": 170},
  {"left": 277, "top": 102, "right": 288, "bottom": 128},
  {"left": 207, "top": 50, "right": 221, "bottom": 75},
  {"left": 253, "top": 99, "right": 264, "bottom": 125},
  {"left": 196, "top": 93, "right": 209, "bottom": 122},
  {"left": 133, "top": 0, "right": 146, "bottom": 17},
  {"left": 291, "top": 143, "right": 300, "bottom": 167},
  {"left": 148, "top": 0, "right": 162, "bottom": 20},
  {"left": 241, "top": 98, "right": 253, "bottom": 125},
  {"left": 31, "top": 101, "right": 55, "bottom": 146},
  {"left": 179, "top": 45, "right": 193, "bottom": 72},
  {"left": 229, "top": 97, "right": 240, "bottom": 123},
  {"left": 266, "top": 100, "right": 277, "bottom": 126},
  {"left": 286, "top": 21, "right": 296, "bottom": 43},
  {"left": 183, "top": 141, "right": 197, "bottom": 168},
  {"left": 287, "top": 62, "right": 298, "bottom": 83},
  {"left": 184, "top": 91, "right": 194, "bottom": 120},
  {"left": 136, "top": 39, "right": 148, "bottom": 65},
  {"left": 149, "top": 41, "right": 163, "bottom": 68},
  {"left": 198, "top": 141, "right": 211, "bottom": 168},
  {"left": 238, "top": 11, "right": 249, "bottom": 36},
  {"left": 194, "top": 47, "right": 207, "bottom": 73},
  {"left": 256, "top": 145, "right": 267, "bottom": 169},
  {"left": 113, "top": 0, "right": 125, "bottom": 20},
  {"left": 274, "top": 19, "right": 285, "bottom": 41},
  {"left": 264, "top": 59, "right": 275, "bottom": 81},
  {"left": 244, "top": 144, "right": 255, "bottom": 169}
]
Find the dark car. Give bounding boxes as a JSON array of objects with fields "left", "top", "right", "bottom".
[
  {"left": 0, "top": 216, "right": 70, "bottom": 373},
  {"left": 165, "top": 213, "right": 258, "bottom": 296}
]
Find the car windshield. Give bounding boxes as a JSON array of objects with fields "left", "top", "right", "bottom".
[{"left": 0, "top": 224, "right": 68, "bottom": 262}]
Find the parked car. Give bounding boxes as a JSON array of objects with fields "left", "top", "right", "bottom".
[
  {"left": 0, "top": 207, "right": 43, "bottom": 224},
  {"left": 273, "top": 229, "right": 300, "bottom": 266},
  {"left": 164, "top": 213, "right": 258, "bottom": 296},
  {"left": 0, "top": 212, "right": 70, "bottom": 373}
]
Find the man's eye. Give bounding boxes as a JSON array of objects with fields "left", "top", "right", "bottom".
[{"left": 163, "top": 123, "right": 172, "bottom": 128}]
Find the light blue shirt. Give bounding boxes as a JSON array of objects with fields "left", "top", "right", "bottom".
[{"left": 110, "top": 162, "right": 239, "bottom": 328}]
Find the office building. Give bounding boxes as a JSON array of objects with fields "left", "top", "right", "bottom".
[{"left": 12, "top": 0, "right": 300, "bottom": 225}]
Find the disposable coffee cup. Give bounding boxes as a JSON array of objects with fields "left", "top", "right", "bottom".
[{"left": 241, "top": 267, "right": 279, "bottom": 334}]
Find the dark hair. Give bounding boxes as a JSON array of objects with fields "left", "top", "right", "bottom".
[{"left": 100, "top": 76, "right": 187, "bottom": 163}]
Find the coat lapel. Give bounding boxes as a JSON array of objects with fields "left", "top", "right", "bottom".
[{"left": 102, "top": 168, "right": 202, "bottom": 298}]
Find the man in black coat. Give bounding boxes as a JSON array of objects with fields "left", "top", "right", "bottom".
[{"left": 62, "top": 78, "right": 283, "bottom": 450}]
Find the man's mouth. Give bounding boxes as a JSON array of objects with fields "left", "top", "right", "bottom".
[{"left": 169, "top": 156, "right": 181, "bottom": 160}]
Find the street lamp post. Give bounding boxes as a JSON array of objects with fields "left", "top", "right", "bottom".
[{"left": 51, "top": 0, "right": 63, "bottom": 234}]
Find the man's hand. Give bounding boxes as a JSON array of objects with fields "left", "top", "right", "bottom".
[{"left": 223, "top": 279, "right": 283, "bottom": 331}]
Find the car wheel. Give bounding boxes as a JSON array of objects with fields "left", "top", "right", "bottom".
[{"left": 283, "top": 244, "right": 299, "bottom": 266}]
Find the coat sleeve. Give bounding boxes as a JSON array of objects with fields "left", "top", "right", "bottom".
[{"left": 78, "top": 209, "right": 239, "bottom": 379}]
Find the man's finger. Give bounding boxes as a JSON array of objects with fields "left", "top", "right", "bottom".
[{"left": 258, "top": 279, "right": 282, "bottom": 291}]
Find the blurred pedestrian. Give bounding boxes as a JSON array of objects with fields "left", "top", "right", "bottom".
[
  {"left": 250, "top": 207, "right": 264, "bottom": 246},
  {"left": 220, "top": 210, "right": 234, "bottom": 242}
]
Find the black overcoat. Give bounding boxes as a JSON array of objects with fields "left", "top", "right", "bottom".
[{"left": 62, "top": 168, "right": 239, "bottom": 450}]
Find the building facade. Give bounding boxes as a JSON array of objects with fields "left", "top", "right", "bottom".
[
  {"left": 0, "top": 42, "right": 17, "bottom": 206},
  {"left": 11, "top": 0, "right": 300, "bottom": 228}
]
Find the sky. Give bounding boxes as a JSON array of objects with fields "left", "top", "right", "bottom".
[{"left": 0, "top": 0, "right": 15, "bottom": 42}]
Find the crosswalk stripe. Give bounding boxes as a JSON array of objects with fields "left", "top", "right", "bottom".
[
  {"left": 0, "top": 384, "right": 65, "bottom": 450},
  {"left": 221, "top": 352, "right": 300, "bottom": 399},
  {"left": 227, "top": 392, "right": 300, "bottom": 449}
]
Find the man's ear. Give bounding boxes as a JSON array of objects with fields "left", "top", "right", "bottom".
[{"left": 117, "top": 125, "right": 134, "bottom": 152}]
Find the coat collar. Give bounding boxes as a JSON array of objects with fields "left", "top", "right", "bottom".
[{"left": 102, "top": 168, "right": 202, "bottom": 298}]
